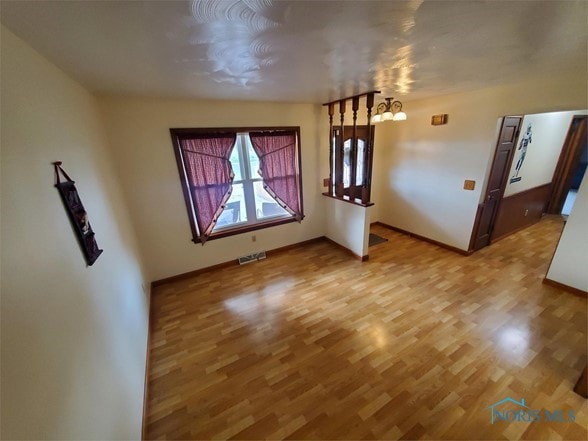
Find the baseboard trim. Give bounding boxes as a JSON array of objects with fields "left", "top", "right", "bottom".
[
  {"left": 265, "top": 236, "right": 327, "bottom": 257},
  {"left": 323, "top": 236, "right": 369, "bottom": 261},
  {"left": 543, "top": 277, "right": 587, "bottom": 298},
  {"left": 141, "top": 286, "right": 152, "bottom": 440},
  {"left": 373, "top": 221, "right": 471, "bottom": 256},
  {"left": 151, "top": 237, "right": 326, "bottom": 288}
]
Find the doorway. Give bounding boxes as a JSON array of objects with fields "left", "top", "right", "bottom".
[
  {"left": 470, "top": 116, "right": 522, "bottom": 251},
  {"left": 548, "top": 116, "right": 587, "bottom": 216}
]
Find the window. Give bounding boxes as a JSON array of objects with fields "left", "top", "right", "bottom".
[{"left": 170, "top": 127, "right": 304, "bottom": 244}]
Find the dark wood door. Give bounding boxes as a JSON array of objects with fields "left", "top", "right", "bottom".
[
  {"left": 472, "top": 116, "right": 522, "bottom": 251},
  {"left": 548, "top": 116, "right": 587, "bottom": 214},
  {"left": 334, "top": 125, "right": 375, "bottom": 201}
]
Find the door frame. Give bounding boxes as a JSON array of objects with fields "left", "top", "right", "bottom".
[
  {"left": 469, "top": 116, "right": 522, "bottom": 251},
  {"left": 547, "top": 115, "right": 587, "bottom": 214}
]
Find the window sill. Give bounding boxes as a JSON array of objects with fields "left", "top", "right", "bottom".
[
  {"left": 192, "top": 216, "right": 298, "bottom": 243},
  {"left": 322, "top": 192, "right": 374, "bottom": 207}
]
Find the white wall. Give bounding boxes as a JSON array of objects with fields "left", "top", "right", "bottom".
[
  {"left": 504, "top": 110, "right": 588, "bottom": 197},
  {"left": 547, "top": 178, "right": 588, "bottom": 291},
  {"left": 373, "top": 73, "right": 588, "bottom": 251},
  {"left": 98, "top": 97, "right": 326, "bottom": 281},
  {"left": 325, "top": 199, "right": 371, "bottom": 258},
  {"left": 0, "top": 27, "right": 149, "bottom": 440}
]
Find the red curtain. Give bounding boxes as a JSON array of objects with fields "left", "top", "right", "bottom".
[
  {"left": 249, "top": 131, "right": 303, "bottom": 221},
  {"left": 179, "top": 134, "right": 236, "bottom": 243}
]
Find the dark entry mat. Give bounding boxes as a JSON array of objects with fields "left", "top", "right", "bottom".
[{"left": 369, "top": 233, "right": 388, "bottom": 247}]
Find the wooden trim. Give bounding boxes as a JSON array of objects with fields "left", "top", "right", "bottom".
[
  {"left": 169, "top": 130, "right": 205, "bottom": 241},
  {"left": 468, "top": 203, "right": 484, "bottom": 252},
  {"left": 548, "top": 115, "right": 587, "bottom": 214},
  {"left": 374, "top": 221, "right": 471, "bottom": 256},
  {"left": 141, "top": 286, "right": 152, "bottom": 441},
  {"left": 170, "top": 126, "right": 301, "bottom": 136},
  {"left": 322, "top": 192, "right": 374, "bottom": 207},
  {"left": 152, "top": 260, "right": 239, "bottom": 288},
  {"left": 323, "top": 236, "right": 368, "bottom": 261},
  {"left": 151, "top": 237, "right": 325, "bottom": 288},
  {"left": 296, "top": 128, "right": 305, "bottom": 221},
  {"left": 470, "top": 116, "right": 523, "bottom": 251},
  {"left": 497, "top": 182, "right": 552, "bottom": 200},
  {"left": 542, "top": 277, "right": 587, "bottom": 298},
  {"left": 200, "top": 216, "right": 297, "bottom": 242},
  {"left": 490, "top": 183, "right": 553, "bottom": 243},
  {"left": 170, "top": 127, "right": 304, "bottom": 244},
  {"left": 363, "top": 95, "right": 375, "bottom": 205},
  {"left": 336, "top": 101, "right": 346, "bottom": 197},
  {"left": 265, "top": 237, "right": 325, "bottom": 257}
]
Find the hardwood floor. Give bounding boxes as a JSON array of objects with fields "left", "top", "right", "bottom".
[{"left": 146, "top": 215, "right": 587, "bottom": 440}]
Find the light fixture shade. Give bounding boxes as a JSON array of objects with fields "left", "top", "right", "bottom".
[
  {"left": 382, "top": 111, "right": 394, "bottom": 121},
  {"left": 392, "top": 111, "right": 407, "bottom": 121},
  {"left": 371, "top": 114, "right": 382, "bottom": 124}
]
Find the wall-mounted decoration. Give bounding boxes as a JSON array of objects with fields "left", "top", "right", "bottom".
[
  {"left": 431, "top": 114, "right": 448, "bottom": 125},
  {"left": 510, "top": 123, "right": 532, "bottom": 183},
  {"left": 53, "top": 162, "right": 103, "bottom": 266}
]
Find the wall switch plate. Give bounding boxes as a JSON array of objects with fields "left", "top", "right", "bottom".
[{"left": 463, "top": 180, "right": 476, "bottom": 190}]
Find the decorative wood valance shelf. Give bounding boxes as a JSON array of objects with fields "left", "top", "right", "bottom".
[{"left": 321, "top": 191, "right": 374, "bottom": 208}]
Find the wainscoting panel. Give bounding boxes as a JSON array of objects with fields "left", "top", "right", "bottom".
[{"left": 491, "top": 183, "right": 552, "bottom": 242}]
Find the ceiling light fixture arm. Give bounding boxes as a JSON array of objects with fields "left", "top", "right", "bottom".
[{"left": 371, "top": 97, "right": 407, "bottom": 123}]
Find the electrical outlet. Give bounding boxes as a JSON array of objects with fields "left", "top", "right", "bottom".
[{"left": 252, "top": 235, "right": 256, "bottom": 242}]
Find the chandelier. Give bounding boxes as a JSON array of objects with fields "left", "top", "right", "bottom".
[{"left": 371, "top": 97, "right": 407, "bottom": 123}]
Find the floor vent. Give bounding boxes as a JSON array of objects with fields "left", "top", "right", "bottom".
[{"left": 238, "top": 251, "right": 267, "bottom": 265}]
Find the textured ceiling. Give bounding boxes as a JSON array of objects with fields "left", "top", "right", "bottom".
[{"left": 1, "top": 0, "right": 586, "bottom": 103}]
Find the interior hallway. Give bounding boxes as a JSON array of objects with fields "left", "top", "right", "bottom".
[{"left": 146, "top": 216, "right": 587, "bottom": 440}]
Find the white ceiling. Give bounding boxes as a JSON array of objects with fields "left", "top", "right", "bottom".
[{"left": 1, "top": 0, "right": 586, "bottom": 103}]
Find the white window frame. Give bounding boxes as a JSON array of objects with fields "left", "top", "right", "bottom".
[{"left": 213, "top": 133, "right": 291, "bottom": 232}]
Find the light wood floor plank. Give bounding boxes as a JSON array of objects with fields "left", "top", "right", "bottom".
[{"left": 146, "top": 215, "right": 587, "bottom": 440}]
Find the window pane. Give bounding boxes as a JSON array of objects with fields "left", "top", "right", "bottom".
[
  {"left": 356, "top": 139, "right": 365, "bottom": 186},
  {"left": 213, "top": 183, "right": 247, "bottom": 230},
  {"left": 253, "top": 181, "right": 289, "bottom": 219},
  {"left": 247, "top": 141, "right": 261, "bottom": 178},
  {"left": 229, "top": 144, "right": 242, "bottom": 181},
  {"left": 343, "top": 138, "right": 351, "bottom": 187}
]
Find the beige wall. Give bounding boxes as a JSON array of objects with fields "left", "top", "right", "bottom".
[
  {"left": 98, "top": 97, "right": 326, "bottom": 281},
  {"left": 325, "top": 199, "right": 371, "bottom": 258},
  {"left": 547, "top": 177, "right": 588, "bottom": 291},
  {"left": 373, "top": 73, "right": 588, "bottom": 251},
  {"left": 0, "top": 27, "right": 149, "bottom": 439},
  {"left": 504, "top": 110, "right": 587, "bottom": 197}
]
